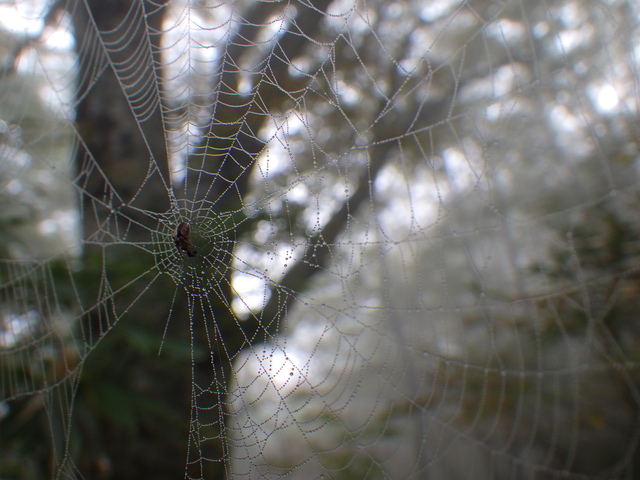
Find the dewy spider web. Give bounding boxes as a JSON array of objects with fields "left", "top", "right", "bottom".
[{"left": 2, "top": 0, "right": 640, "bottom": 479}]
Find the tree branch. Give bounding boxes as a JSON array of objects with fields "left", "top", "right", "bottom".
[{"left": 188, "top": 0, "right": 333, "bottom": 209}]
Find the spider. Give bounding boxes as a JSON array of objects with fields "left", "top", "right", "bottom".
[{"left": 173, "top": 222, "right": 197, "bottom": 257}]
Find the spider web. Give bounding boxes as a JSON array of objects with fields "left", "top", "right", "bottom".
[{"left": 2, "top": 0, "right": 640, "bottom": 479}]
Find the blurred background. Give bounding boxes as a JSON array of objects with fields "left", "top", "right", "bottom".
[{"left": 1, "top": 0, "right": 640, "bottom": 479}]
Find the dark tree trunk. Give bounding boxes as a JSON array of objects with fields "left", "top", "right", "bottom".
[{"left": 73, "top": 0, "right": 170, "bottom": 236}]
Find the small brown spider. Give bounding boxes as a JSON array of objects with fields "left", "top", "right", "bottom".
[{"left": 173, "top": 222, "right": 197, "bottom": 257}]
